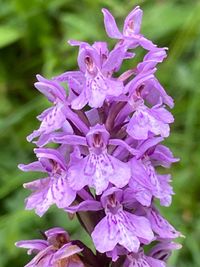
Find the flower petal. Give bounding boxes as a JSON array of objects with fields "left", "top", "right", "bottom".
[
  {"left": 15, "top": 240, "right": 48, "bottom": 255},
  {"left": 34, "top": 148, "right": 66, "bottom": 170},
  {"left": 86, "top": 153, "right": 111, "bottom": 194},
  {"left": 123, "top": 6, "right": 143, "bottom": 36},
  {"left": 71, "top": 91, "right": 88, "bottom": 110},
  {"left": 125, "top": 253, "right": 151, "bottom": 267},
  {"left": 24, "top": 178, "right": 53, "bottom": 217},
  {"left": 108, "top": 155, "right": 131, "bottom": 189},
  {"left": 102, "top": 8, "right": 122, "bottom": 39},
  {"left": 130, "top": 158, "right": 154, "bottom": 190},
  {"left": 18, "top": 161, "right": 45, "bottom": 173},
  {"left": 66, "top": 200, "right": 102, "bottom": 213},
  {"left": 127, "top": 182, "right": 152, "bottom": 207},
  {"left": 68, "top": 156, "right": 93, "bottom": 191},
  {"left": 51, "top": 175, "right": 76, "bottom": 209},
  {"left": 150, "top": 145, "right": 179, "bottom": 168},
  {"left": 148, "top": 241, "right": 182, "bottom": 261},
  {"left": 27, "top": 105, "right": 66, "bottom": 142},
  {"left": 35, "top": 76, "right": 66, "bottom": 102},
  {"left": 103, "top": 46, "right": 126, "bottom": 73},
  {"left": 117, "top": 213, "right": 140, "bottom": 252},
  {"left": 86, "top": 74, "right": 123, "bottom": 108},
  {"left": 147, "top": 208, "right": 180, "bottom": 239},
  {"left": 24, "top": 246, "right": 53, "bottom": 267},
  {"left": 53, "top": 243, "right": 83, "bottom": 261},
  {"left": 124, "top": 211, "right": 154, "bottom": 245},
  {"left": 146, "top": 256, "right": 165, "bottom": 267},
  {"left": 91, "top": 215, "right": 119, "bottom": 253}
]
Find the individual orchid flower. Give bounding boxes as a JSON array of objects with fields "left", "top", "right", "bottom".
[
  {"left": 131, "top": 48, "right": 174, "bottom": 108},
  {"left": 27, "top": 75, "right": 71, "bottom": 142},
  {"left": 129, "top": 137, "right": 178, "bottom": 207},
  {"left": 18, "top": 148, "right": 76, "bottom": 216},
  {"left": 50, "top": 124, "right": 134, "bottom": 195},
  {"left": 126, "top": 98, "right": 174, "bottom": 140},
  {"left": 102, "top": 6, "right": 156, "bottom": 50},
  {"left": 92, "top": 188, "right": 154, "bottom": 253},
  {"left": 66, "top": 188, "right": 154, "bottom": 254},
  {"left": 27, "top": 75, "right": 89, "bottom": 145},
  {"left": 129, "top": 158, "right": 174, "bottom": 207},
  {"left": 114, "top": 63, "right": 174, "bottom": 141},
  {"left": 53, "top": 41, "right": 126, "bottom": 109},
  {"left": 16, "top": 228, "right": 85, "bottom": 267},
  {"left": 115, "top": 47, "right": 173, "bottom": 129}
]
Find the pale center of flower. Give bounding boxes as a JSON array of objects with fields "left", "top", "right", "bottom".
[
  {"left": 90, "top": 133, "right": 107, "bottom": 155},
  {"left": 85, "top": 56, "right": 97, "bottom": 75},
  {"left": 105, "top": 194, "right": 123, "bottom": 215},
  {"left": 48, "top": 233, "right": 69, "bottom": 249},
  {"left": 49, "top": 161, "right": 63, "bottom": 176}
]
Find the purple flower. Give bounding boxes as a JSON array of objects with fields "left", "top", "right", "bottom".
[
  {"left": 54, "top": 41, "right": 124, "bottom": 109},
  {"left": 68, "top": 188, "right": 154, "bottom": 254},
  {"left": 51, "top": 124, "right": 133, "bottom": 195},
  {"left": 91, "top": 188, "right": 154, "bottom": 253},
  {"left": 131, "top": 48, "right": 174, "bottom": 108},
  {"left": 27, "top": 75, "right": 71, "bottom": 143},
  {"left": 102, "top": 6, "right": 156, "bottom": 50},
  {"left": 16, "top": 227, "right": 85, "bottom": 267},
  {"left": 128, "top": 137, "right": 178, "bottom": 206},
  {"left": 126, "top": 99, "right": 174, "bottom": 140},
  {"left": 129, "top": 159, "right": 173, "bottom": 207},
  {"left": 19, "top": 148, "right": 76, "bottom": 216}
]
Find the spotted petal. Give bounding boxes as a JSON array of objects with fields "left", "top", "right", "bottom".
[
  {"left": 91, "top": 215, "right": 119, "bottom": 253},
  {"left": 24, "top": 178, "right": 52, "bottom": 217},
  {"left": 51, "top": 174, "right": 76, "bottom": 209},
  {"left": 147, "top": 208, "right": 180, "bottom": 239}
]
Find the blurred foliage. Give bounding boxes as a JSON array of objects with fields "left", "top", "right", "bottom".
[{"left": 0, "top": 0, "right": 200, "bottom": 266}]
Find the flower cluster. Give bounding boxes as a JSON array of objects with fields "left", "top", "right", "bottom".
[{"left": 16, "top": 6, "right": 182, "bottom": 266}]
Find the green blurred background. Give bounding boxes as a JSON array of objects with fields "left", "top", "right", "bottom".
[{"left": 0, "top": 0, "right": 200, "bottom": 266}]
